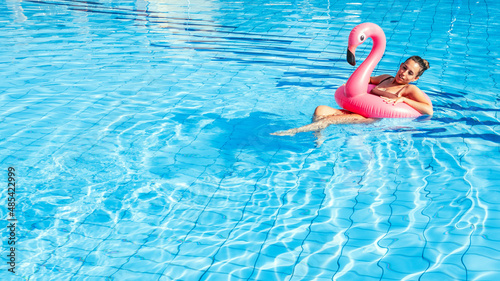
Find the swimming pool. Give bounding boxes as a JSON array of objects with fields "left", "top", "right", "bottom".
[{"left": 1, "top": 0, "right": 499, "bottom": 280}]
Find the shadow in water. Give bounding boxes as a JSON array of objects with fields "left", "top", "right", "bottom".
[{"left": 384, "top": 115, "right": 500, "bottom": 145}]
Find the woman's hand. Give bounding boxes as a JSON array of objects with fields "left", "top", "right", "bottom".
[
  {"left": 380, "top": 93, "right": 433, "bottom": 116},
  {"left": 380, "top": 96, "right": 405, "bottom": 105}
]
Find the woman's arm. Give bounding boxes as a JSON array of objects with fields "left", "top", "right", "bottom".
[
  {"left": 370, "top": 74, "right": 392, "bottom": 85},
  {"left": 382, "top": 85, "right": 433, "bottom": 115}
]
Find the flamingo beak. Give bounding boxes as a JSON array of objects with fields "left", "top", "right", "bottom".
[{"left": 347, "top": 49, "right": 356, "bottom": 66}]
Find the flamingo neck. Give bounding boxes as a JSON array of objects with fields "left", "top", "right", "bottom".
[{"left": 345, "top": 36, "right": 386, "bottom": 97}]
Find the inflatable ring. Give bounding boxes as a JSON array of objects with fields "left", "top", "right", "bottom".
[{"left": 334, "top": 23, "right": 430, "bottom": 118}]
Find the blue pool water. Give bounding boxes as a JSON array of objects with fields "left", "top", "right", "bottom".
[{"left": 1, "top": 0, "right": 499, "bottom": 280}]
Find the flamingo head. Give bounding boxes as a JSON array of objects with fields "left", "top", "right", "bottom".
[{"left": 346, "top": 23, "right": 386, "bottom": 66}]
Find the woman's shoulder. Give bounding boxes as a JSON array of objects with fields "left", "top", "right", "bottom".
[
  {"left": 406, "top": 84, "right": 423, "bottom": 94},
  {"left": 405, "top": 84, "right": 431, "bottom": 102},
  {"left": 370, "top": 74, "right": 393, "bottom": 84}
]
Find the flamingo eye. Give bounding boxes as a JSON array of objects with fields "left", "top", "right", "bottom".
[{"left": 360, "top": 34, "right": 365, "bottom": 41}]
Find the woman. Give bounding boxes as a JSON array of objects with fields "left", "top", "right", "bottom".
[{"left": 271, "top": 56, "right": 432, "bottom": 138}]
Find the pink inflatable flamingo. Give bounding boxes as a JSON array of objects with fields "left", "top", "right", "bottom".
[{"left": 334, "top": 23, "right": 429, "bottom": 118}]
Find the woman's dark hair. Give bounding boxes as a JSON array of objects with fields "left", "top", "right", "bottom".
[{"left": 406, "top": 56, "right": 430, "bottom": 77}]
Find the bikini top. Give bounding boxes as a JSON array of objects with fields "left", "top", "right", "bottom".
[{"left": 376, "top": 76, "right": 408, "bottom": 97}]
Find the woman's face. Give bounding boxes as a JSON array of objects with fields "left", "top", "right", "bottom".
[{"left": 395, "top": 59, "right": 421, "bottom": 84}]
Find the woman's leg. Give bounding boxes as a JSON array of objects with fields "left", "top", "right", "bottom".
[
  {"left": 313, "top": 105, "right": 345, "bottom": 120},
  {"left": 271, "top": 105, "right": 376, "bottom": 136}
]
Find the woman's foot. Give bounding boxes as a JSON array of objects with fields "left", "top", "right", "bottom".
[{"left": 270, "top": 129, "right": 298, "bottom": 136}]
